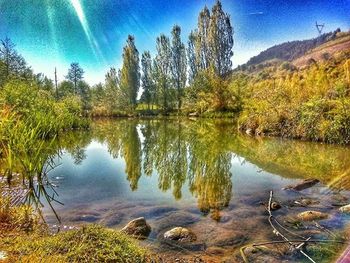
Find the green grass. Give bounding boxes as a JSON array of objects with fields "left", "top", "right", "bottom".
[
  {"left": 0, "top": 198, "right": 154, "bottom": 263},
  {"left": 3, "top": 225, "right": 152, "bottom": 263}
]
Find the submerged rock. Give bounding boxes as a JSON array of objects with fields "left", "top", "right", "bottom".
[
  {"left": 206, "top": 246, "right": 225, "bottom": 255},
  {"left": 283, "top": 179, "right": 320, "bottom": 191},
  {"left": 213, "top": 234, "right": 248, "bottom": 248},
  {"left": 297, "top": 211, "right": 328, "bottom": 221},
  {"left": 339, "top": 204, "right": 350, "bottom": 214},
  {"left": 270, "top": 201, "right": 281, "bottom": 211},
  {"left": 121, "top": 217, "right": 151, "bottom": 239},
  {"left": 153, "top": 211, "right": 199, "bottom": 232},
  {"left": 164, "top": 227, "right": 196, "bottom": 242},
  {"left": 293, "top": 198, "right": 320, "bottom": 207}
]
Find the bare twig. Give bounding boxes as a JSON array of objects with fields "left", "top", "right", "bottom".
[{"left": 267, "top": 191, "right": 316, "bottom": 263}]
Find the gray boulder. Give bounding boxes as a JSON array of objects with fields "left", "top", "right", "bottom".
[{"left": 121, "top": 217, "right": 151, "bottom": 239}]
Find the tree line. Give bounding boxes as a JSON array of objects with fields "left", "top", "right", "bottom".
[
  {"left": 0, "top": 0, "right": 234, "bottom": 117},
  {"left": 92, "top": 0, "right": 234, "bottom": 115}
]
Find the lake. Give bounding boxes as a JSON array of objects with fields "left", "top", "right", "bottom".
[{"left": 42, "top": 118, "right": 350, "bottom": 262}]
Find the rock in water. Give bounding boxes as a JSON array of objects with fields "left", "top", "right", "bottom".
[
  {"left": 270, "top": 201, "right": 281, "bottom": 211},
  {"left": 164, "top": 227, "right": 196, "bottom": 242},
  {"left": 283, "top": 179, "right": 320, "bottom": 191},
  {"left": 339, "top": 204, "right": 350, "bottom": 214},
  {"left": 297, "top": 211, "right": 328, "bottom": 221},
  {"left": 121, "top": 217, "right": 151, "bottom": 239}
]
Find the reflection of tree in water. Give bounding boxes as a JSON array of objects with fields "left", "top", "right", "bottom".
[
  {"left": 140, "top": 119, "right": 233, "bottom": 218},
  {"left": 186, "top": 121, "right": 233, "bottom": 221},
  {"left": 121, "top": 121, "right": 142, "bottom": 191},
  {"left": 142, "top": 120, "right": 188, "bottom": 200},
  {"left": 57, "top": 130, "right": 92, "bottom": 165},
  {"left": 90, "top": 119, "right": 233, "bottom": 219},
  {"left": 93, "top": 120, "right": 142, "bottom": 191}
]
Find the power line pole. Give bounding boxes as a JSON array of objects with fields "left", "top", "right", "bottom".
[
  {"left": 315, "top": 21, "right": 325, "bottom": 35},
  {"left": 55, "top": 67, "right": 58, "bottom": 100}
]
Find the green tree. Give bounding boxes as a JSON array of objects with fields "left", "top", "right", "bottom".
[
  {"left": 171, "top": 25, "right": 187, "bottom": 110},
  {"left": 77, "top": 81, "right": 91, "bottom": 111},
  {"left": 34, "top": 73, "right": 54, "bottom": 93},
  {"left": 105, "top": 67, "right": 121, "bottom": 111},
  {"left": 208, "top": 0, "right": 234, "bottom": 76},
  {"left": 154, "top": 34, "right": 172, "bottom": 111},
  {"left": 196, "top": 6, "right": 211, "bottom": 70},
  {"left": 0, "top": 37, "right": 29, "bottom": 85},
  {"left": 120, "top": 35, "right": 140, "bottom": 111},
  {"left": 66, "top": 62, "right": 84, "bottom": 94},
  {"left": 58, "top": 80, "right": 74, "bottom": 98},
  {"left": 187, "top": 31, "right": 198, "bottom": 84},
  {"left": 141, "top": 51, "right": 154, "bottom": 109},
  {"left": 91, "top": 83, "right": 105, "bottom": 106}
]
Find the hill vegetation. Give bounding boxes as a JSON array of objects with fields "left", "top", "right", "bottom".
[{"left": 242, "top": 29, "right": 341, "bottom": 68}]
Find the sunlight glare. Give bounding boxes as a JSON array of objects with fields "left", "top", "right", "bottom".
[{"left": 69, "top": 0, "right": 104, "bottom": 62}]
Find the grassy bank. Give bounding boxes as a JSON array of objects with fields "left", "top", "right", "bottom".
[
  {"left": 0, "top": 198, "right": 152, "bottom": 263},
  {"left": 237, "top": 50, "right": 350, "bottom": 144}
]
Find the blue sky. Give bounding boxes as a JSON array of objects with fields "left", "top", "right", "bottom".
[{"left": 0, "top": 0, "right": 349, "bottom": 84}]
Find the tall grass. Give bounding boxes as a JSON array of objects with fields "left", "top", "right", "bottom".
[{"left": 0, "top": 80, "right": 90, "bottom": 220}]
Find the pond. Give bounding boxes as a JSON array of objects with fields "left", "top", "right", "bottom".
[{"left": 42, "top": 118, "right": 350, "bottom": 262}]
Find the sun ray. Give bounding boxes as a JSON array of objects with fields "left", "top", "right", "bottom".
[
  {"left": 45, "top": 0, "right": 60, "bottom": 61},
  {"left": 69, "top": 0, "right": 105, "bottom": 63}
]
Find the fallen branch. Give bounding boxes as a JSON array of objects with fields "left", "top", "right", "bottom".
[{"left": 267, "top": 191, "right": 316, "bottom": 263}]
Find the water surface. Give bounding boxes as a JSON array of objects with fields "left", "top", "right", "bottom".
[{"left": 43, "top": 118, "right": 350, "bottom": 261}]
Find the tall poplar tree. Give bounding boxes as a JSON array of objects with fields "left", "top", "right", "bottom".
[
  {"left": 155, "top": 34, "right": 172, "bottom": 111},
  {"left": 141, "top": 51, "right": 154, "bottom": 109},
  {"left": 120, "top": 35, "right": 140, "bottom": 111},
  {"left": 187, "top": 30, "right": 198, "bottom": 84},
  {"left": 196, "top": 6, "right": 211, "bottom": 71},
  {"left": 171, "top": 25, "right": 187, "bottom": 110},
  {"left": 105, "top": 67, "right": 121, "bottom": 111},
  {"left": 208, "top": 0, "right": 234, "bottom": 76}
]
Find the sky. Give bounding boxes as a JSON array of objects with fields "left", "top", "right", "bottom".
[{"left": 0, "top": 0, "right": 349, "bottom": 85}]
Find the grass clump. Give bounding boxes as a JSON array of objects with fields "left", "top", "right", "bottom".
[
  {"left": 3, "top": 225, "right": 151, "bottom": 263},
  {"left": 0, "top": 197, "right": 40, "bottom": 235},
  {"left": 0, "top": 198, "right": 153, "bottom": 263}
]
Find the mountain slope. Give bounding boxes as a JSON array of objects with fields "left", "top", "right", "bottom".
[{"left": 244, "top": 29, "right": 342, "bottom": 67}]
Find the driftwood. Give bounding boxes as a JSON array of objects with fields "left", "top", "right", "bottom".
[
  {"left": 283, "top": 179, "right": 320, "bottom": 191},
  {"left": 267, "top": 191, "right": 316, "bottom": 262}
]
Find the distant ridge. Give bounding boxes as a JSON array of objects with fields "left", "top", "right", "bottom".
[{"left": 244, "top": 29, "right": 341, "bottom": 66}]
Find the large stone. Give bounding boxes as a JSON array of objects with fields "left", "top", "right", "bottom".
[
  {"left": 121, "top": 217, "right": 151, "bottom": 239},
  {"left": 164, "top": 227, "right": 196, "bottom": 242},
  {"left": 297, "top": 211, "right": 328, "bottom": 221},
  {"left": 339, "top": 204, "right": 350, "bottom": 214}
]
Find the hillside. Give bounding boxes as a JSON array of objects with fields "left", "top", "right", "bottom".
[
  {"left": 243, "top": 29, "right": 342, "bottom": 67},
  {"left": 292, "top": 31, "right": 350, "bottom": 67}
]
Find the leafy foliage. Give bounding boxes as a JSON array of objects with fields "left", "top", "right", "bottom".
[
  {"left": 245, "top": 29, "right": 341, "bottom": 67},
  {"left": 238, "top": 50, "right": 350, "bottom": 144}
]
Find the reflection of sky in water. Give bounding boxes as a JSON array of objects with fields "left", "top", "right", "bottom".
[
  {"left": 45, "top": 139, "right": 296, "bottom": 213},
  {"left": 47, "top": 139, "right": 196, "bottom": 209},
  {"left": 40, "top": 119, "right": 350, "bottom": 227}
]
